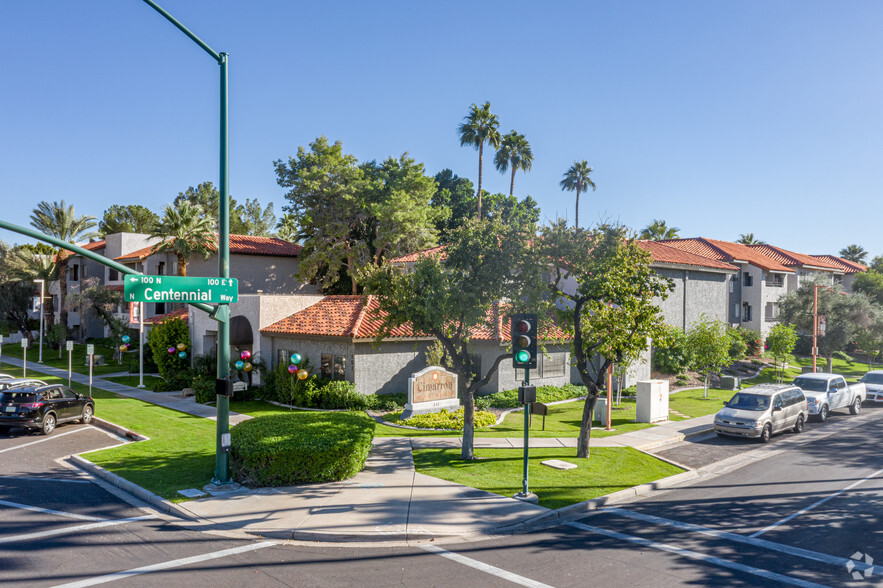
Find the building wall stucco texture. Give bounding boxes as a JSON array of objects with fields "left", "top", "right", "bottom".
[{"left": 187, "top": 255, "right": 319, "bottom": 295}]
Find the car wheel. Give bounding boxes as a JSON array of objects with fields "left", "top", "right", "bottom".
[
  {"left": 793, "top": 415, "right": 805, "bottom": 433},
  {"left": 41, "top": 413, "right": 56, "bottom": 436},
  {"left": 760, "top": 424, "right": 772, "bottom": 443},
  {"left": 81, "top": 405, "right": 94, "bottom": 424},
  {"left": 850, "top": 398, "right": 862, "bottom": 415},
  {"left": 818, "top": 405, "right": 829, "bottom": 422}
]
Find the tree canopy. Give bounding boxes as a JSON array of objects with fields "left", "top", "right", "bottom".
[
  {"left": 839, "top": 244, "right": 869, "bottom": 264},
  {"left": 458, "top": 101, "right": 501, "bottom": 219},
  {"left": 737, "top": 233, "right": 765, "bottom": 245},
  {"left": 560, "top": 161, "right": 596, "bottom": 229},
  {"left": 150, "top": 201, "right": 215, "bottom": 277},
  {"left": 174, "top": 182, "right": 275, "bottom": 236},
  {"left": 686, "top": 316, "right": 733, "bottom": 396},
  {"left": 640, "top": 219, "right": 680, "bottom": 241},
  {"left": 494, "top": 130, "right": 533, "bottom": 197},
  {"left": 99, "top": 204, "right": 160, "bottom": 236}
]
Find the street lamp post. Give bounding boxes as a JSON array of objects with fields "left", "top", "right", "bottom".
[{"left": 34, "top": 279, "right": 44, "bottom": 363}]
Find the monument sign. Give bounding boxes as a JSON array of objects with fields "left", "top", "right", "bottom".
[{"left": 400, "top": 366, "right": 460, "bottom": 419}]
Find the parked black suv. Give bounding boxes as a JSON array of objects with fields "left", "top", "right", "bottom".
[{"left": 0, "top": 385, "right": 94, "bottom": 435}]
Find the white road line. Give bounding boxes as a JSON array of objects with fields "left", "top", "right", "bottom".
[
  {"left": 750, "top": 467, "right": 883, "bottom": 538},
  {"left": 50, "top": 541, "right": 278, "bottom": 588},
  {"left": 0, "top": 475, "right": 90, "bottom": 484},
  {"left": 603, "top": 507, "right": 878, "bottom": 575},
  {"left": 419, "top": 543, "right": 555, "bottom": 588},
  {"left": 0, "top": 427, "right": 91, "bottom": 454},
  {"left": 0, "top": 499, "right": 106, "bottom": 522},
  {"left": 0, "top": 515, "right": 156, "bottom": 544},
  {"left": 566, "top": 521, "right": 830, "bottom": 588}
]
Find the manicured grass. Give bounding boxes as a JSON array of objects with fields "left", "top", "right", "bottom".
[
  {"left": 103, "top": 375, "right": 163, "bottom": 389},
  {"left": 412, "top": 447, "right": 684, "bottom": 510},
  {"left": 483, "top": 399, "right": 655, "bottom": 438},
  {"left": 668, "top": 387, "right": 740, "bottom": 418},
  {"left": 1, "top": 342, "right": 137, "bottom": 376}
]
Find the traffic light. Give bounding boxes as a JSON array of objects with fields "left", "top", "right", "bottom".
[{"left": 511, "top": 313, "right": 538, "bottom": 369}]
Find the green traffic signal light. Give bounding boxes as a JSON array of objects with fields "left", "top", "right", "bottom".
[{"left": 515, "top": 349, "right": 531, "bottom": 363}]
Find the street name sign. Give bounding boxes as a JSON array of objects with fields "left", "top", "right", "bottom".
[{"left": 124, "top": 275, "right": 239, "bottom": 304}]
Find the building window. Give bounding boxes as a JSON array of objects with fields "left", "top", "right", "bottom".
[
  {"left": 321, "top": 353, "right": 347, "bottom": 380},
  {"left": 769, "top": 274, "right": 784, "bottom": 287},
  {"left": 765, "top": 302, "right": 779, "bottom": 321},
  {"left": 542, "top": 352, "right": 566, "bottom": 378},
  {"left": 729, "top": 277, "right": 734, "bottom": 293},
  {"left": 155, "top": 303, "right": 165, "bottom": 315},
  {"left": 742, "top": 303, "right": 752, "bottom": 322},
  {"left": 157, "top": 261, "right": 165, "bottom": 276},
  {"left": 70, "top": 264, "right": 79, "bottom": 282},
  {"left": 743, "top": 272, "right": 752, "bottom": 287},
  {"left": 108, "top": 268, "right": 119, "bottom": 281},
  {"left": 834, "top": 275, "right": 843, "bottom": 285}
]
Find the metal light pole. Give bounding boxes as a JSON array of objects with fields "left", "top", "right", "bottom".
[
  {"left": 34, "top": 279, "right": 44, "bottom": 363},
  {"left": 812, "top": 285, "right": 819, "bottom": 373},
  {"left": 142, "top": 0, "right": 233, "bottom": 485}
]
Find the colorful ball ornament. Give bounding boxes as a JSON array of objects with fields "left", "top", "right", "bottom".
[
  {"left": 243, "top": 362, "right": 253, "bottom": 372},
  {"left": 235, "top": 360, "right": 245, "bottom": 370},
  {"left": 178, "top": 351, "right": 187, "bottom": 359},
  {"left": 121, "top": 335, "right": 131, "bottom": 344},
  {"left": 240, "top": 350, "right": 251, "bottom": 361},
  {"left": 287, "top": 364, "right": 297, "bottom": 374},
  {"left": 119, "top": 345, "right": 127, "bottom": 352},
  {"left": 176, "top": 343, "right": 186, "bottom": 352},
  {"left": 167, "top": 346, "right": 176, "bottom": 354},
  {"left": 290, "top": 353, "right": 302, "bottom": 365},
  {"left": 297, "top": 369, "right": 309, "bottom": 380}
]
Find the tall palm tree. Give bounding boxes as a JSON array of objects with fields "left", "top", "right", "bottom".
[
  {"left": 840, "top": 244, "right": 869, "bottom": 264},
  {"left": 494, "top": 131, "right": 534, "bottom": 197},
  {"left": 150, "top": 201, "right": 215, "bottom": 277},
  {"left": 458, "top": 101, "right": 501, "bottom": 219},
  {"left": 559, "top": 161, "right": 596, "bottom": 228},
  {"left": 6, "top": 247, "right": 58, "bottom": 332},
  {"left": 737, "top": 233, "right": 765, "bottom": 245},
  {"left": 640, "top": 219, "right": 680, "bottom": 241},
  {"left": 29, "top": 200, "right": 99, "bottom": 331}
]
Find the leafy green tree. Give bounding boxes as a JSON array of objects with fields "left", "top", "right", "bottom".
[
  {"left": 870, "top": 255, "right": 883, "bottom": 273},
  {"left": 640, "top": 219, "right": 680, "bottom": 241},
  {"left": 29, "top": 200, "right": 99, "bottom": 331},
  {"left": 458, "top": 101, "right": 501, "bottom": 219},
  {"left": 173, "top": 181, "right": 257, "bottom": 235},
  {"left": 64, "top": 277, "right": 126, "bottom": 342},
  {"left": 275, "top": 213, "right": 298, "bottom": 243},
  {"left": 687, "top": 316, "right": 733, "bottom": 397},
  {"left": 737, "top": 233, "right": 765, "bottom": 245},
  {"left": 494, "top": 131, "right": 533, "bottom": 197},
  {"left": 238, "top": 198, "right": 276, "bottom": 237},
  {"left": 5, "top": 246, "right": 58, "bottom": 331},
  {"left": 765, "top": 323, "right": 798, "bottom": 383},
  {"left": 854, "top": 308, "right": 883, "bottom": 371},
  {"left": 542, "top": 221, "right": 672, "bottom": 457},
  {"left": 99, "top": 205, "right": 160, "bottom": 235},
  {"left": 147, "top": 316, "right": 192, "bottom": 391},
  {"left": 853, "top": 270, "right": 883, "bottom": 306},
  {"left": 652, "top": 324, "right": 692, "bottom": 374},
  {"left": 0, "top": 241, "right": 35, "bottom": 343},
  {"left": 778, "top": 277, "right": 880, "bottom": 372},
  {"left": 363, "top": 216, "right": 542, "bottom": 460},
  {"left": 150, "top": 200, "right": 215, "bottom": 277},
  {"left": 840, "top": 244, "right": 869, "bottom": 264},
  {"left": 560, "top": 161, "right": 596, "bottom": 229}
]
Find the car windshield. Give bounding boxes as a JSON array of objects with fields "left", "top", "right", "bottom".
[
  {"left": 861, "top": 374, "right": 883, "bottom": 385},
  {"left": 726, "top": 393, "right": 770, "bottom": 411},
  {"left": 0, "top": 392, "right": 38, "bottom": 403},
  {"left": 792, "top": 377, "right": 829, "bottom": 392}
]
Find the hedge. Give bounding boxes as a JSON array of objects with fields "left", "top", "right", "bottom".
[
  {"left": 230, "top": 412, "right": 375, "bottom": 487},
  {"left": 386, "top": 408, "right": 497, "bottom": 430}
]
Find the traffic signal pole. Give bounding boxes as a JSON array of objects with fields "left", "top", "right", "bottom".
[{"left": 512, "top": 314, "right": 538, "bottom": 504}]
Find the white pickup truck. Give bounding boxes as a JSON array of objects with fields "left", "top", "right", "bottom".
[{"left": 790, "top": 372, "right": 866, "bottom": 422}]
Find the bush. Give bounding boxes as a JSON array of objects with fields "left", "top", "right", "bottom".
[
  {"left": 231, "top": 411, "right": 375, "bottom": 487},
  {"left": 146, "top": 317, "right": 192, "bottom": 390},
  {"left": 653, "top": 325, "right": 692, "bottom": 374},
  {"left": 387, "top": 408, "right": 497, "bottom": 429},
  {"left": 475, "top": 383, "right": 586, "bottom": 410},
  {"left": 833, "top": 350, "right": 853, "bottom": 363},
  {"left": 192, "top": 373, "right": 215, "bottom": 404},
  {"left": 732, "top": 327, "right": 763, "bottom": 357}
]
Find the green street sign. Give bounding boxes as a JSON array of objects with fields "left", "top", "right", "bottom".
[{"left": 124, "top": 275, "right": 239, "bottom": 304}]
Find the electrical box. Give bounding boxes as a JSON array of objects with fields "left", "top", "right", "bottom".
[
  {"left": 593, "top": 396, "right": 607, "bottom": 424},
  {"left": 216, "top": 378, "right": 234, "bottom": 397},
  {"left": 518, "top": 385, "right": 536, "bottom": 404},
  {"left": 719, "top": 375, "right": 741, "bottom": 390},
  {"left": 636, "top": 380, "right": 669, "bottom": 423}
]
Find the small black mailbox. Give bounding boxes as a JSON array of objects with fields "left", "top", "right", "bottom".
[{"left": 216, "top": 378, "right": 234, "bottom": 397}]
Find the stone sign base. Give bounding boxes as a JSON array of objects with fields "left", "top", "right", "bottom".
[{"left": 400, "top": 366, "right": 460, "bottom": 420}]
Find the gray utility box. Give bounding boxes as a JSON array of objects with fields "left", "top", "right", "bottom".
[
  {"left": 636, "top": 379, "right": 669, "bottom": 423},
  {"left": 593, "top": 397, "right": 607, "bottom": 424},
  {"left": 801, "top": 366, "right": 815, "bottom": 373},
  {"left": 719, "top": 375, "right": 741, "bottom": 390}
]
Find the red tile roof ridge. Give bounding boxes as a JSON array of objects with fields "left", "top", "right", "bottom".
[
  {"left": 348, "top": 295, "right": 373, "bottom": 337},
  {"left": 811, "top": 255, "right": 868, "bottom": 273},
  {"left": 662, "top": 238, "right": 794, "bottom": 273},
  {"left": 748, "top": 244, "right": 841, "bottom": 271},
  {"left": 636, "top": 240, "right": 738, "bottom": 271}
]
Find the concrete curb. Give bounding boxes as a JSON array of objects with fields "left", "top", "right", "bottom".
[
  {"left": 90, "top": 416, "right": 150, "bottom": 442},
  {"left": 68, "top": 454, "right": 196, "bottom": 521}
]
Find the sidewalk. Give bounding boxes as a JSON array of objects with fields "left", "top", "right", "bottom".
[{"left": 5, "top": 357, "right": 711, "bottom": 542}]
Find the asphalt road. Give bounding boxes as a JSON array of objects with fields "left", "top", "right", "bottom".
[{"left": 3, "top": 408, "right": 883, "bottom": 586}]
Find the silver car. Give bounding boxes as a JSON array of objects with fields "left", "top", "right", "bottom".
[
  {"left": 714, "top": 384, "right": 807, "bottom": 443},
  {"left": 861, "top": 370, "right": 883, "bottom": 403}
]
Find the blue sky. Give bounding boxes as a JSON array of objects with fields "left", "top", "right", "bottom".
[{"left": 2, "top": 1, "right": 882, "bottom": 258}]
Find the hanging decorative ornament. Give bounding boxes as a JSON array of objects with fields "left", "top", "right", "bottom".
[
  {"left": 243, "top": 362, "right": 253, "bottom": 372},
  {"left": 121, "top": 335, "right": 131, "bottom": 344},
  {"left": 178, "top": 351, "right": 187, "bottom": 359},
  {"left": 119, "top": 345, "right": 127, "bottom": 352},
  {"left": 235, "top": 360, "right": 245, "bottom": 370},
  {"left": 287, "top": 364, "right": 297, "bottom": 374},
  {"left": 240, "top": 350, "right": 251, "bottom": 361},
  {"left": 125, "top": 343, "right": 131, "bottom": 349},
  {"left": 297, "top": 369, "right": 309, "bottom": 380},
  {"left": 290, "top": 353, "right": 302, "bottom": 365},
  {"left": 176, "top": 343, "right": 186, "bottom": 352},
  {"left": 167, "top": 346, "right": 176, "bottom": 354}
]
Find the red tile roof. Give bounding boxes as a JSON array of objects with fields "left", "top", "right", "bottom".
[
  {"left": 387, "top": 245, "right": 448, "bottom": 264},
  {"left": 115, "top": 234, "right": 301, "bottom": 262},
  {"left": 636, "top": 240, "right": 737, "bottom": 271},
  {"left": 143, "top": 307, "right": 188, "bottom": 325},
  {"left": 661, "top": 238, "right": 794, "bottom": 273},
  {"left": 748, "top": 244, "right": 841, "bottom": 271},
  {"left": 811, "top": 255, "right": 868, "bottom": 274}
]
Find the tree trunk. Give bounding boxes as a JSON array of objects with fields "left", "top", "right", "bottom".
[
  {"left": 346, "top": 243, "right": 358, "bottom": 295},
  {"left": 509, "top": 166, "right": 516, "bottom": 197},
  {"left": 576, "top": 392, "right": 598, "bottom": 458},
  {"left": 57, "top": 256, "right": 69, "bottom": 331},
  {"left": 826, "top": 354, "right": 833, "bottom": 373},
  {"left": 177, "top": 254, "right": 187, "bottom": 277},
  {"left": 575, "top": 186, "right": 581, "bottom": 229},
  {"left": 477, "top": 141, "right": 484, "bottom": 220}
]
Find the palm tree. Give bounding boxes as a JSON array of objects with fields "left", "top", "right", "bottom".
[
  {"left": 458, "top": 101, "right": 501, "bottom": 219},
  {"left": 559, "top": 161, "right": 596, "bottom": 228},
  {"left": 150, "top": 201, "right": 215, "bottom": 277},
  {"left": 640, "top": 219, "right": 680, "bottom": 241},
  {"left": 737, "top": 233, "right": 765, "bottom": 245},
  {"left": 6, "top": 247, "right": 58, "bottom": 332},
  {"left": 494, "top": 131, "right": 534, "bottom": 197},
  {"left": 29, "top": 201, "right": 99, "bottom": 332},
  {"left": 840, "top": 244, "right": 869, "bottom": 264}
]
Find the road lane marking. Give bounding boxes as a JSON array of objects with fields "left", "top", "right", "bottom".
[
  {"left": 50, "top": 541, "right": 278, "bottom": 588},
  {"left": 0, "top": 499, "right": 106, "bottom": 521},
  {"left": 0, "top": 515, "right": 156, "bottom": 544},
  {"left": 603, "top": 507, "right": 879, "bottom": 575},
  {"left": 419, "top": 543, "right": 555, "bottom": 588},
  {"left": 750, "top": 467, "right": 883, "bottom": 538},
  {"left": 0, "top": 475, "right": 90, "bottom": 484},
  {"left": 566, "top": 521, "right": 830, "bottom": 588},
  {"left": 0, "top": 427, "right": 92, "bottom": 454}
]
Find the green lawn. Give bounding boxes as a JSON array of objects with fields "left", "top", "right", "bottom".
[
  {"left": 1, "top": 342, "right": 138, "bottom": 376},
  {"left": 413, "top": 446, "right": 684, "bottom": 510},
  {"left": 103, "top": 375, "right": 163, "bottom": 389},
  {"left": 668, "top": 387, "right": 739, "bottom": 418}
]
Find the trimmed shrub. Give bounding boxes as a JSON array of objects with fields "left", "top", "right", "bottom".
[
  {"left": 732, "top": 327, "right": 763, "bottom": 357},
  {"left": 475, "top": 383, "right": 586, "bottom": 410},
  {"left": 653, "top": 324, "right": 692, "bottom": 374},
  {"left": 231, "top": 412, "right": 375, "bottom": 487},
  {"left": 192, "top": 373, "right": 215, "bottom": 404},
  {"left": 387, "top": 408, "right": 497, "bottom": 429},
  {"left": 146, "top": 317, "right": 192, "bottom": 390}
]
